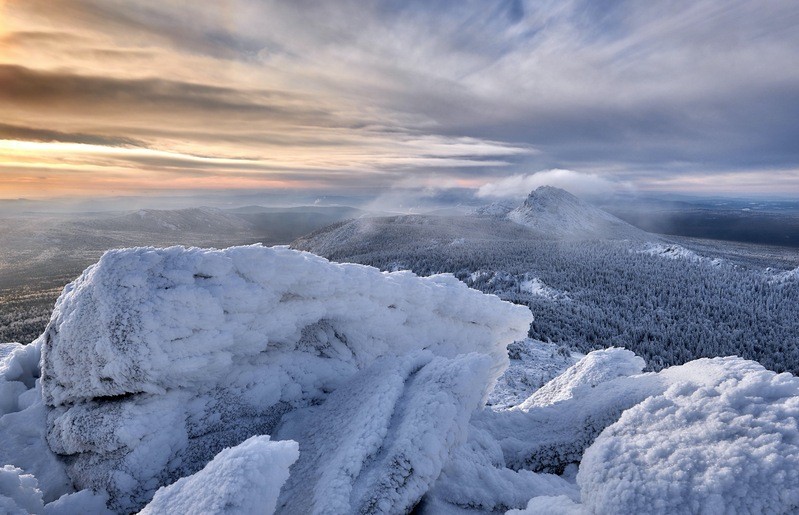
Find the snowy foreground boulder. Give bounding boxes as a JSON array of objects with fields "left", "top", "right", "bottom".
[{"left": 38, "top": 245, "right": 531, "bottom": 512}]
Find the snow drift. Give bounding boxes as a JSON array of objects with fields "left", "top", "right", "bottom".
[{"left": 37, "top": 245, "right": 531, "bottom": 512}]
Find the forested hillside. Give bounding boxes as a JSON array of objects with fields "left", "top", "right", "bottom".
[{"left": 294, "top": 217, "right": 799, "bottom": 374}]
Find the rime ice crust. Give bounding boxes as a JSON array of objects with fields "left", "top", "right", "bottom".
[
  {"left": 38, "top": 245, "right": 531, "bottom": 512},
  {"left": 139, "top": 436, "right": 298, "bottom": 515},
  {"left": 578, "top": 357, "right": 799, "bottom": 514},
  {"left": 41, "top": 245, "right": 530, "bottom": 406}
]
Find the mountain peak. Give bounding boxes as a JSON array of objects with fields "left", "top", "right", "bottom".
[{"left": 507, "top": 186, "right": 643, "bottom": 239}]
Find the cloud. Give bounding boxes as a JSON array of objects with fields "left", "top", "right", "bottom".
[
  {"left": 0, "top": 122, "right": 143, "bottom": 147},
  {"left": 2, "top": 0, "right": 799, "bottom": 197},
  {"left": 476, "top": 169, "right": 627, "bottom": 199}
]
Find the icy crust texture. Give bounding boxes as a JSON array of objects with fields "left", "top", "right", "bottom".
[
  {"left": 579, "top": 357, "right": 799, "bottom": 515},
  {"left": 40, "top": 245, "right": 531, "bottom": 512},
  {"left": 139, "top": 436, "right": 298, "bottom": 515}
]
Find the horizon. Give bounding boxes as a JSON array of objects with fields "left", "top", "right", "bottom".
[{"left": 2, "top": 1, "right": 799, "bottom": 199}]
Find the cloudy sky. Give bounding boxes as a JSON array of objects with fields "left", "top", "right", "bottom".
[{"left": 1, "top": 0, "right": 798, "bottom": 200}]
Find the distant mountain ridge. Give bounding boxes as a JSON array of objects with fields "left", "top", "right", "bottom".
[{"left": 72, "top": 207, "right": 254, "bottom": 234}]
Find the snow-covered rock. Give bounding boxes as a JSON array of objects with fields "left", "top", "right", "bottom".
[
  {"left": 515, "top": 348, "right": 645, "bottom": 410},
  {"left": 578, "top": 357, "right": 799, "bottom": 514},
  {"left": 770, "top": 265, "right": 799, "bottom": 283},
  {"left": 139, "top": 436, "right": 298, "bottom": 515},
  {"left": 638, "top": 242, "right": 723, "bottom": 266},
  {"left": 506, "top": 187, "right": 643, "bottom": 239},
  {"left": 487, "top": 339, "right": 578, "bottom": 409},
  {"left": 473, "top": 202, "right": 515, "bottom": 217},
  {"left": 477, "top": 349, "right": 664, "bottom": 474},
  {"left": 276, "top": 351, "right": 493, "bottom": 514},
  {"left": 40, "top": 245, "right": 531, "bottom": 512}
]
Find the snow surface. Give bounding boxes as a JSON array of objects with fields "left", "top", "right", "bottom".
[
  {"left": 0, "top": 342, "right": 72, "bottom": 502},
  {"left": 38, "top": 245, "right": 531, "bottom": 512},
  {"left": 639, "top": 242, "right": 723, "bottom": 266},
  {"left": 579, "top": 357, "right": 799, "bottom": 514},
  {"left": 0, "top": 465, "right": 43, "bottom": 515},
  {"left": 507, "top": 495, "right": 586, "bottom": 515},
  {"left": 139, "top": 436, "right": 298, "bottom": 515}
]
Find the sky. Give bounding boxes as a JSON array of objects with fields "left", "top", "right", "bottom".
[{"left": 1, "top": 0, "right": 799, "bottom": 201}]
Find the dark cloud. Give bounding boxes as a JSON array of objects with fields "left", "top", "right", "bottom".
[
  {"left": 0, "top": 123, "right": 143, "bottom": 147},
  {"left": 0, "top": 65, "right": 326, "bottom": 120}
]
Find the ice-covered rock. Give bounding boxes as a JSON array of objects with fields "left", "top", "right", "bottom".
[
  {"left": 139, "top": 436, "right": 298, "bottom": 515},
  {"left": 476, "top": 349, "right": 664, "bottom": 473},
  {"left": 515, "top": 348, "right": 645, "bottom": 410},
  {"left": 40, "top": 245, "right": 531, "bottom": 512},
  {"left": 578, "top": 357, "right": 799, "bottom": 514},
  {"left": 276, "top": 351, "right": 494, "bottom": 514}
]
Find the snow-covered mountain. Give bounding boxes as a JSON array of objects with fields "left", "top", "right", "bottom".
[{"left": 506, "top": 186, "right": 644, "bottom": 239}]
